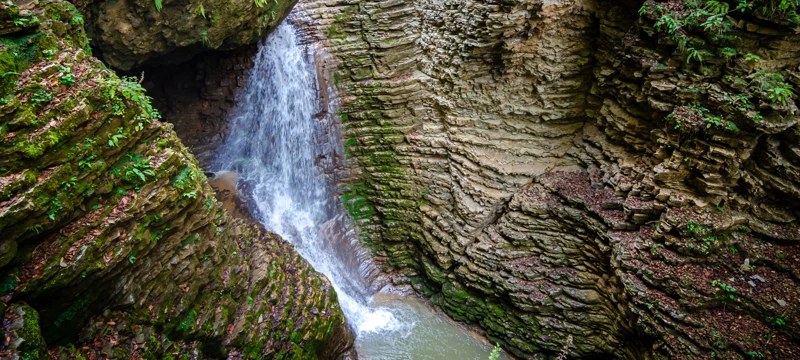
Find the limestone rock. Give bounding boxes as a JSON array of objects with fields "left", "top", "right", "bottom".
[{"left": 292, "top": 0, "right": 800, "bottom": 358}]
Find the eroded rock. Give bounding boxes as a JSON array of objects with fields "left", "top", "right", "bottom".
[
  {"left": 293, "top": 0, "right": 800, "bottom": 358},
  {"left": 0, "top": 1, "right": 352, "bottom": 358}
]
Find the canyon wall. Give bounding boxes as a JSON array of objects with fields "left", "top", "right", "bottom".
[
  {"left": 293, "top": 0, "right": 800, "bottom": 358},
  {"left": 0, "top": 1, "right": 351, "bottom": 358}
]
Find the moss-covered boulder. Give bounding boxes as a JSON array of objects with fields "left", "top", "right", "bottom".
[
  {"left": 0, "top": 0, "right": 352, "bottom": 358},
  {"left": 74, "top": 0, "right": 297, "bottom": 70},
  {"left": 0, "top": 304, "right": 48, "bottom": 360}
]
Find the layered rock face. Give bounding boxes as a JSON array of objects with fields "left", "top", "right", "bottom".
[
  {"left": 74, "top": 0, "right": 295, "bottom": 69},
  {"left": 294, "top": 0, "right": 800, "bottom": 358},
  {"left": 0, "top": 1, "right": 351, "bottom": 358}
]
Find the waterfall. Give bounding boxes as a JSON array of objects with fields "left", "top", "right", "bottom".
[
  {"left": 212, "top": 22, "right": 398, "bottom": 334},
  {"left": 212, "top": 21, "right": 508, "bottom": 360}
]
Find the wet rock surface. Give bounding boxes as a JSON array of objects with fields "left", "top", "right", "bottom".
[
  {"left": 74, "top": 0, "right": 296, "bottom": 70},
  {"left": 0, "top": 1, "right": 352, "bottom": 358},
  {"left": 292, "top": 0, "right": 800, "bottom": 358}
]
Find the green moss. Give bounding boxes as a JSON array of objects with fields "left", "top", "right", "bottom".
[
  {"left": 176, "top": 308, "right": 198, "bottom": 332},
  {"left": 52, "top": 295, "right": 91, "bottom": 328},
  {"left": 11, "top": 305, "right": 48, "bottom": 360},
  {"left": 0, "top": 270, "right": 20, "bottom": 296}
]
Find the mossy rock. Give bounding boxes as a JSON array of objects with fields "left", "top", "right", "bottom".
[{"left": 0, "top": 1, "right": 352, "bottom": 358}]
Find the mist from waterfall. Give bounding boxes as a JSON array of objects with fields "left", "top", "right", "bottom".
[{"left": 212, "top": 22, "right": 399, "bottom": 335}]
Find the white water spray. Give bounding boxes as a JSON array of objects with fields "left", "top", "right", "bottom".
[{"left": 212, "top": 22, "right": 399, "bottom": 335}]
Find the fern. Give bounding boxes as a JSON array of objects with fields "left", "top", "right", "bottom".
[
  {"left": 154, "top": 0, "right": 162, "bottom": 12},
  {"left": 704, "top": 1, "right": 730, "bottom": 15},
  {"left": 686, "top": 47, "right": 703, "bottom": 63},
  {"left": 200, "top": 29, "right": 209, "bottom": 46}
]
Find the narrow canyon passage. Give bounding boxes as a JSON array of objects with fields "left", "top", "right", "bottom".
[
  {"left": 210, "top": 21, "right": 510, "bottom": 359},
  {"left": 5, "top": 0, "right": 800, "bottom": 358}
]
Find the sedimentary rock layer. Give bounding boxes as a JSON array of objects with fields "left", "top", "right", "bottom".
[
  {"left": 293, "top": 0, "right": 800, "bottom": 358},
  {"left": 0, "top": 1, "right": 351, "bottom": 358}
]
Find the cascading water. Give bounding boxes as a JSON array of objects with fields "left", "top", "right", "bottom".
[
  {"left": 213, "top": 21, "right": 510, "bottom": 359},
  {"left": 213, "top": 22, "right": 396, "bottom": 334}
]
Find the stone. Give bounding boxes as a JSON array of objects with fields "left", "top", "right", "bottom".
[
  {"left": 288, "top": 0, "right": 800, "bottom": 358},
  {"left": 76, "top": 0, "right": 297, "bottom": 70},
  {"left": 0, "top": 2, "right": 352, "bottom": 358}
]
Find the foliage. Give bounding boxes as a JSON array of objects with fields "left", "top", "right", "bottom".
[
  {"left": 750, "top": 70, "right": 794, "bottom": 105},
  {"left": 107, "top": 127, "right": 126, "bottom": 147},
  {"left": 200, "top": 29, "right": 209, "bottom": 46},
  {"left": 61, "top": 176, "right": 77, "bottom": 191},
  {"left": 121, "top": 153, "right": 156, "bottom": 184},
  {"left": 488, "top": 344, "right": 501, "bottom": 360},
  {"left": 69, "top": 13, "right": 83, "bottom": 26},
  {"left": 30, "top": 89, "right": 54, "bottom": 106},
  {"left": 176, "top": 309, "right": 198, "bottom": 332},
  {"left": 711, "top": 279, "right": 737, "bottom": 299},
  {"left": 667, "top": 104, "right": 737, "bottom": 133},
  {"left": 59, "top": 73, "right": 75, "bottom": 86},
  {"left": 78, "top": 155, "right": 96, "bottom": 170},
  {"left": 640, "top": 0, "right": 798, "bottom": 126},
  {"left": 97, "top": 75, "right": 161, "bottom": 132},
  {"left": 47, "top": 198, "right": 63, "bottom": 221}
]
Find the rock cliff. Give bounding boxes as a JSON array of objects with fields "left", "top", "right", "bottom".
[
  {"left": 292, "top": 0, "right": 800, "bottom": 358},
  {"left": 0, "top": 1, "right": 351, "bottom": 358},
  {"left": 75, "top": 0, "right": 296, "bottom": 70}
]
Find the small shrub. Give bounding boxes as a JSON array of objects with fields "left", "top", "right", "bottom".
[
  {"left": 488, "top": 344, "right": 501, "bottom": 360},
  {"left": 30, "top": 89, "right": 54, "bottom": 106},
  {"left": 750, "top": 70, "right": 794, "bottom": 106},
  {"left": 59, "top": 73, "right": 75, "bottom": 86}
]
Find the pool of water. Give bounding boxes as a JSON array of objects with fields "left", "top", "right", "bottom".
[{"left": 357, "top": 290, "right": 512, "bottom": 360}]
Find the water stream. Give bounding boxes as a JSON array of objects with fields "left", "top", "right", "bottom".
[{"left": 212, "top": 22, "right": 510, "bottom": 360}]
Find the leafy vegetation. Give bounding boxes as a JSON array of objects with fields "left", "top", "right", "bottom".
[
  {"left": 488, "top": 344, "right": 501, "bottom": 360},
  {"left": 121, "top": 153, "right": 156, "bottom": 184},
  {"left": 640, "top": 0, "right": 798, "bottom": 131},
  {"left": 667, "top": 104, "right": 738, "bottom": 133},
  {"left": 712, "top": 279, "right": 737, "bottom": 299},
  {"left": 107, "top": 127, "right": 126, "bottom": 147}
]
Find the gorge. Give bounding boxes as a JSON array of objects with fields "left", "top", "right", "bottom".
[{"left": 2, "top": 0, "right": 800, "bottom": 359}]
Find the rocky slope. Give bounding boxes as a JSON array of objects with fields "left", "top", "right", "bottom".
[
  {"left": 0, "top": 1, "right": 351, "bottom": 358},
  {"left": 292, "top": 0, "right": 800, "bottom": 358}
]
